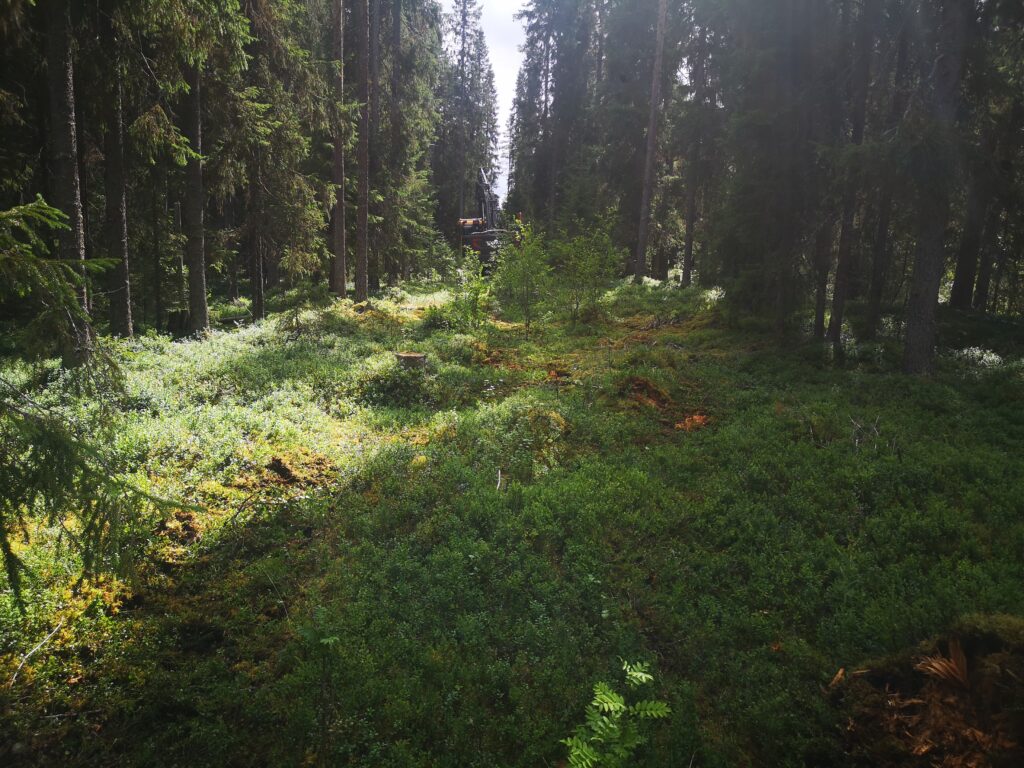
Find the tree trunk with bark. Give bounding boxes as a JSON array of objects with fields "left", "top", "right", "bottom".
[
  {"left": 813, "top": 218, "right": 835, "bottom": 339},
  {"left": 368, "top": 0, "right": 381, "bottom": 291},
  {"left": 682, "top": 26, "right": 709, "bottom": 287},
  {"left": 457, "top": 1, "right": 469, "bottom": 223},
  {"left": 46, "top": 0, "right": 92, "bottom": 365},
  {"left": 182, "top": 65, "right": 210, "bottom": 333},
  {"left": 988, "top": 223, "right": 1012, "bottom": 312},
  {"left": 391, "top": 0, "right": 409, "bottom": 281},
  {"left": 354, "top": 0, "right": 370, "bottom": 301},
  {"left": 903, "top": 0, "right": 969, "bottom": 375},
  {"left": 681, "top": 186, "right": 698, "bottom": 287},
  {"left": 864, "top": 19, "right": 909, "bottom": 340},
  {"left": 251, "top": 236, "right": 266, "bottom": 320},
  {"left": 75, "top": 72, "right": 92, "bottom": 309},
  {"left": 633, "top": 0, "right": 669, "bottom": 283},
  {"left": 827, "top": 0, "right": 877, "bottom": 356},
  {"left": 972, "top": 204, "right": 1003, "bottom": 312},
  {"left": 151, "top": 171, "right": 164, "bottom": 331},
  {"left": 949, "top": 167, "right": 992, "bottom": 310},
  {"left": 651, "top": 167, "right": 672, "bottom": 281},
  {"left": 103, "top": 21, "right": 132, "bottom": 338},
  {"left": 244, "top": 156, "right": 267, "bottom": 321},
  {"left": 330, "top": 0, "right": 348, "bottom": 298},
  {"left": 951, "top": 98, "right": 1021, "bottom": 310}
]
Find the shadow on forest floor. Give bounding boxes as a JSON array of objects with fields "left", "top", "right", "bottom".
[{"left": 3, "top": 286, "right": 1024, "bottom": 767}]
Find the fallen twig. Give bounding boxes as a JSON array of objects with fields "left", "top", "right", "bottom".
[{"left": 9, "top": 618, "right": 64, "bottom": 688}]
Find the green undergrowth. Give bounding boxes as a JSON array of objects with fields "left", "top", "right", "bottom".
[{"left": 2, "top": 284, "right": 1022, "bottom": 767}]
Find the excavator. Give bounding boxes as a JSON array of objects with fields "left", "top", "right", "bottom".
[{"left": 459, "top": 168, "right": 503, "bottom": 266}]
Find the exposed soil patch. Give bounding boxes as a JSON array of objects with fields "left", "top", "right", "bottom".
[
  {"left": 266, "top": 456, "right": 297, "bottom": 483},
  {"left": 619, "top": 375, "right": 673, "bottom": 411},
  {"left": 546, "top": 367, "right": 574, "bottom": 388},
  {"left": 255, "top": 451, "right": 336, "bottom": 488},
  {"left": 483, "top": 347, "right": 524, "bottom": 370}
]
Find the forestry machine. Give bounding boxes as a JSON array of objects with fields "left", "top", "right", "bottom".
[{"left": 459, "top": 168, "right": 503, "bottom": 265}]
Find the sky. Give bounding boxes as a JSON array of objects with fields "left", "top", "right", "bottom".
[{"left": 440, "top": 0, "right": 528, "bottom": 198}]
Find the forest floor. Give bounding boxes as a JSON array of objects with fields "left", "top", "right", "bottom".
[{"left": 2, "top": 283, "right": 1024, "bottom": 767}]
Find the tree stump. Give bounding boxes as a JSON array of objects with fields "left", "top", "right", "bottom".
[{"left": 395, "top": 352, "right": 427, "bottom": 370}]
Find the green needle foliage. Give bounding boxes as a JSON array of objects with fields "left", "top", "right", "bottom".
[
  {"left": 0, "top": 379, "right": 165, "bottom": 606},
  {"left": 0, "top": 199, "right": 171, "bottom": 606},
  {"left": 0, "top": 197, "right": 90, "bottom": 361}
]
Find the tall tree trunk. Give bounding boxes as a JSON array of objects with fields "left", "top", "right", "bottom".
[
  {"left": 246, "top": 162, "right": 267, "bottom": 320},
  {"left": 368, "top": 0, "right": 381, "bottom": 291},
  {"left": 75, "top": 72, "right": 92, "bottom": 312},
  {"left": 540, "top": 22, "right": 551, "bottom": 229},
  {"left": 174, "top": 199, "right": 186, "bottom": 305},
  {"left": 152, "top": 171, "right": 164, "bottom": 331},
  {"left": 681, "top": 185, "right": 698, "bottom": 287},
  {"left": 903, "top": 0, "right": 968, "bottom": 375},
  {"left": 103, "top": 24, "right": 132, "bottom": 338},
  {"left": 633, "top": 0, "right": 668, "bottom": 283},
  {"left": 827, "top": 0, "right": 877, "bottom": 355},
  {"left": 972, "top": 204, "right": 1003, "bottom": 311},
  {"left": 864, "top": 17, "right": 909, "bottom": 339},
  {"left": 390, "top": 0, "right": 408, "bottom": 281},
  {"left": 951, "top": 98, "right": 1020, "bottom": 309},
  {"left": 457, "top": 2, "right": 468, "bottom": 222},
  {"left": 226, "top": 197, "right": 239, "bottom": 301},
  {"left": 682, "top": 26, "right": 708, "bottom": 288},
  {"left": 651, "top": 160, "right": 672, "bottom": 281},
  {"left": 46, "top": 0, "right": 91, "bottom": 365},
  {"left": 813, "top": 218, "right": 835, "bottom": 339},
  {"left": 252, "top": 245, "right": 265, "bottom": 319},
  {"left": 864, "top": 182, "right": 895, "bottom": 336},
  {"left": 948, "top": 167, "right": 991, "bottom": 309},
  {"left": 251, "top": 235, "right": 266, "bottom": 320},
  {"left": 182, "top": 65, "right": 209, "bottom": 333},
  {"left": 988, "top": 224, "right": 1011, "bottom": 312},
  {"left": 330, "top": 0, "right": 348, "bottom": 298},
  {"left": 354, "top": 0, "right": 370, "bottom": 301}
]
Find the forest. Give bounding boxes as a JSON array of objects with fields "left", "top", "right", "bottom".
[{"left": 1, "top": 0, "right": 1023, "bottom": 765}]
